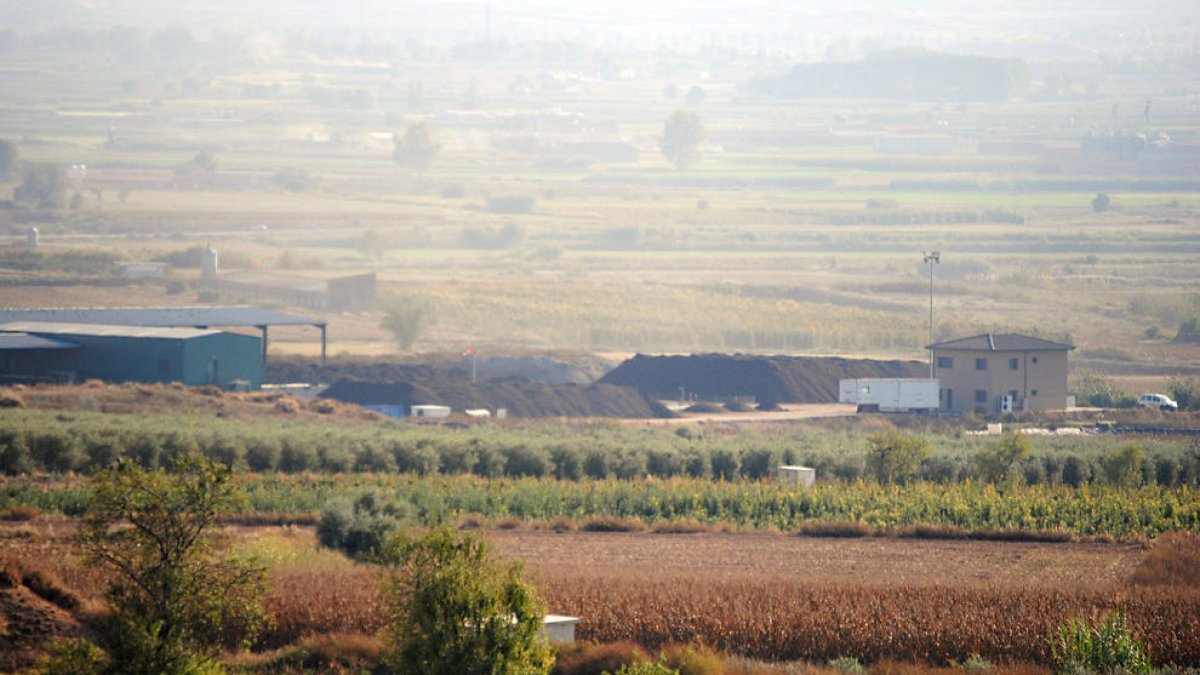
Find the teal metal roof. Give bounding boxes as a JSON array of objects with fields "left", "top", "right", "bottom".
[
  {"left": 0, "top": 321, "right": 222, "bottom": 340},
  {"left": 0, "top": 333, "right": 80, "bottom": 350}
]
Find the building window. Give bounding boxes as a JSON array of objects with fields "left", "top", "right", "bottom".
[
  {"left": 936, "top": 356, "right": 953, "bottom": 369},
  {"left": 1031, "top": 389, "right": 1038, "bottom": 396},
  {"left": 1009, "top": 357, "right": 1019, "bottom": 370},
  {"left": 976, "top": 358, "right": 988, "bottom": 371},
  {"left": 975, "top": 390, "right": 988, "bottom": 403},
  {"left": 1032, "top": 356, "right": 1039, "bottom": 364}
]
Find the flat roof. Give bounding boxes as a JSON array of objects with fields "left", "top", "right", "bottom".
[
  {"left": 0, "top": 321, "right": 224, "bottom": 340},
  {"left": 0, "top": 333, "right": 80, "bottom": 350},
  {"left": 0, "top": 306, "right": 325, "bottom": 328}
]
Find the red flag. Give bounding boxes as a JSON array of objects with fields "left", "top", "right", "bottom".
[{"left": 463, "top": 347, "right": 475, "bottom": 356}]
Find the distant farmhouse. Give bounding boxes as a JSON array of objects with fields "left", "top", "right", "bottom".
[
  {"left": 929, "top": 333, "right": 1074, "bottom": 414},
  {"left": 202, "top": 270, "right": 376, "bottom": 312},
  {"left": 199, "top": 245, "right": 375, "bottom": 312},
  {"left": 0, "top": 322, "right": 262, "bottom": 388}
]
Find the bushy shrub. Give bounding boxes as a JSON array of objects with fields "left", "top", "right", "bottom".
[
  {"left": 662, "top": 643, "right": 724, "bottom": 675},
  {"left": 865, "top": 430, "right": 929, "bottom": 485},
  {"left": 316, "top": 491, "right": 409, "bottom": 560},
  {"left": 380, "top": 527, "right": 553, "bottom": 675},
  {"left": 1128, "top": 531, "right": 1200, "bottom": 587},
  {"left": 32, "top": 638, "right": 108, "bottom": 675},
  {"left": 486, "top": 194, "right": 536, "bottom": 214},
  {"left": 504, "top": 445, "right": 550, "bottom": 477},
  {"left": 610, "top": 655, "right": 679, "bottom": 675},
  {"left": 1103, "top": 443, "right": 1145, "bottom": 487},
  {"left": 828, "top": 656, "right": 866, "bottom": 673},
  {"left": 552, "top": 641, "right": 648, "bottom": 675},
  {"left": 1051, "top": 611, "right": 1151, "bottom": 674}
]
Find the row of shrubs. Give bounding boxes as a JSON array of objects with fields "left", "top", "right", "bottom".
[{"left": 2, "top": 413, "right": 1198, "bottom": 488}]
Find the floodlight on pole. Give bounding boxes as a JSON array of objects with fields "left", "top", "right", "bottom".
[{"left": 923, "top": 251, "right": 940, "bottom": 378}]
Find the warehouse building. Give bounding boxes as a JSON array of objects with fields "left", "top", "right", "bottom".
[
  {"left": 0, "top": 321, "right": 262, "bottom": 388},
  {"left": 0, "top": 306, "right": 328, "bottom": 364}
]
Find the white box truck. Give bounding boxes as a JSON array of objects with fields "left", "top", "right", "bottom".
[{"left": 838, "top": 378, "right": 939, "bottom": 413}]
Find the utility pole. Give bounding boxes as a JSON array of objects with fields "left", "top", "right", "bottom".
[{"left": 923, "top": 251, "right": 940, "bottom": 378}]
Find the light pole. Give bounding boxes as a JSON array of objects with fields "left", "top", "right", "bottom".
[{"left": 923, "top": 251, "right": 940, "bottom": 378}]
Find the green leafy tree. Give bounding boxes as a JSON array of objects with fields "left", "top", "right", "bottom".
[
  {"left": 192, "top": 149, "right": 218, "bottom": 173},
  {"left": 1176, "top": 317, "right": 1200, "bottom": 344},
  {"left": 659, "top": 111, "right": 705, "bottom": 170},
  {"left": 865, "top": 430, "right": 929, "bottom": 484},
  {"left": 82, "top": 454, "right": 267, "bottom": 674},
  {"left": 0, "top": 138, "right": 16, "bottom": 180},
  {"left": 1103, "top": 443, "right": 1145, "bottom": 487},
  {"left": 394, "top": 122, "right": 440, "bottom": 171},
  {"left": 14, "top": 162, "right": 67, "bottom": 208},
  {"left": 974, "top": 431, "right": 1032, "bottom": 484},
  {"left": 381, "top": 301, "right": 426, "bottom": 351},
  {"left": 381, "top": 527, "right": 554, "bottom": 675}
]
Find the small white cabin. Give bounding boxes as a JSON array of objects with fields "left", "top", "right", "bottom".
[
  {"left": 777, "top": 465, "right": 816, "bottom": 487},
  {"left": 541, "top": 615, "right": 581, "bottom": 643}
]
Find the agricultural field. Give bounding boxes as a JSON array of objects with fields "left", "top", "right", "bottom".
[
  {"left": 2, "top": 1, "right": 1200, "bottom": 672},
  {"left": 0, "top": 1, "right": 1197, "bottom": 387}
]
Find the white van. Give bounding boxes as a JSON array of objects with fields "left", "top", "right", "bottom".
[{"left": 1137, "top": 393, "right": 1178, "bottom": 410}]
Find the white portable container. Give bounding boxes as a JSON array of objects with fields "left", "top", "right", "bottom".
[{"left": 838, "top": 378, "right": 939, "bottom": 412}]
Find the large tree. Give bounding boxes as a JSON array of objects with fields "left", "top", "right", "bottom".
[
  {"left": 659, "top": 111, "right": 705, "bottom": 170},
  {"left": 82, "top": 454, "right": 266, "bottom": 673},
  {"left": 394, "top": 122, "right": 440, "bottom": 171}
]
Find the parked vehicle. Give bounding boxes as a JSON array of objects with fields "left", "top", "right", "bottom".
[{"left": 1137, "top": 393, "right": 1178, "bottom": 410}]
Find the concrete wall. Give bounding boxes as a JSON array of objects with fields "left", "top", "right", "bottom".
[{"left": 932, "top": 348, "right": 1069, "bottom": 413}]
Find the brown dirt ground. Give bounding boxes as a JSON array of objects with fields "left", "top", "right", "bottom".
[{"left": 484, "top": 530, "right": 1143, "bottom": 591}]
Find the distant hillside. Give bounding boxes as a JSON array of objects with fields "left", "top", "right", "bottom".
[{"left": 749, "top": 50, "right": 1029, "bottom": 102}]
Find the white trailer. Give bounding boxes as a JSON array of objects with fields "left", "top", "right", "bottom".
[{"left": 838, "top": 378, "right": 939, "bottom": 412}]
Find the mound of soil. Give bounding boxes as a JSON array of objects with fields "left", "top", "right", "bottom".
[
  {"left": 319, "top": 377, "right": 672, "bottom": 419},
  {"left": 598, "top": 353, "right": 926, "bottom": 405},
  {"left": 266, "top": 354, "right": 613, "bottom": 386},
  {"left": 0, "top": 580, "right": 85, "bottom": 672}
]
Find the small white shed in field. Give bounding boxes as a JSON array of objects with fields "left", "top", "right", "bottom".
[
  {"left": 410, "top": 404, "right": 451, "bottom": 418},
  {"left": 777, "top": 465, "right": 816, "bottom": 487},
  {"left": 464, "top": 408, "right": 491, "bottom": 418},
  {"left": 541, "top": 614, "right": 580, "bottom": 643}
]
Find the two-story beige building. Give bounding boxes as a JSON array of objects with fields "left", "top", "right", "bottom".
[{"left": 928, "top": 333, "right": 1074, "bottom": 414}]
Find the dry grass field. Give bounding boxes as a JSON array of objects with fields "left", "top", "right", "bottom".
[{"left": 4, "top": 520, "right": 1197, "bottom": 669}]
